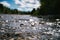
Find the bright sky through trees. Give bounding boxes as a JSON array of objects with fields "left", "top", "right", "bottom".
[{"left": 0, "top": 0, "right": 41, "bottom": 11}]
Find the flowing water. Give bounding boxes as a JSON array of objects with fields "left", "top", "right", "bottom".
[{"left": 0, "top": 14, "right": 60, "bottom": 40}]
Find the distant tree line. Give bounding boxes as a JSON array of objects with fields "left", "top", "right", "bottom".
[
  {"left": 0, "top": 0, "right": 60, "bottom": 18},
  {"left": 0, "top": 4, "right": 31, "bottom": 15},
  {"left": 32, "top": 0, "right": 60, "bottom": 15},
  {"left": 31, "top": 0, "right": 60, "bottom": 18}
]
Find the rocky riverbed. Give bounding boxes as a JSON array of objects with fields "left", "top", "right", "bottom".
[{"left": 0, "top": 14, "right": 60, "bottom": 40}]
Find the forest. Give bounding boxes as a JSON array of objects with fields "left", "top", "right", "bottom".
[{"left": 0, "top": 0, "right": 60, "bottom": 18}]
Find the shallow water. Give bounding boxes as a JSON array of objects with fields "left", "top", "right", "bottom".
[{"left": 0, "top": 14, "right": 60, "bottom": 40}]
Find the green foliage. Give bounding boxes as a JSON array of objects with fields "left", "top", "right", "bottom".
[
  {"left": 30, "top": 0, "right": 60, "bottom": 19},
  {"left": 0, "top": 4, "right": 3, "bottom": 13},
  {"left": 40, "top": 0, "right": 60, "bottom": 15},
  {"left": 0, "top": 0, "right": 60, "bottom": 17},
  {"left": 0, "top": 4, "right": 30, "bottom": 14}
]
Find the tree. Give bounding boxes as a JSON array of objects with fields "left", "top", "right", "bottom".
[
  {"left": 0, "top": 4, "right": 3, "bottom": 13},
  {"left": 13, "top": 9, "right": 18, "bottom": 14},
  {"left": 31, "top": 8, "right": 35, "bottom": 15},
  {"left": 39, "top": 0, "right": 60, "bottom": 15}
]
